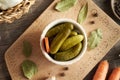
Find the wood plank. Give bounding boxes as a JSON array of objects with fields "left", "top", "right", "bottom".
[{"left": 5, "top": 0, "right": 120, "bottom": 80}]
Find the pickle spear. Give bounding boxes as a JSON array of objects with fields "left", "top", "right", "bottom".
[{"left": 54, "top": 43, "right": 82, "bottom": 61}]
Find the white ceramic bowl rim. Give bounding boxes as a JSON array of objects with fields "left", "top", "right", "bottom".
[
  {"left": 111, "top": 0, "right": 120, "bottom": 20},
  {"left": 40, "top": 18, "right": 87, "bottom": 65}
]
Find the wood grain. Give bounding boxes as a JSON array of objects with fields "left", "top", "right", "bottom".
[{"left": 5, "top": 0, "right": 120, "bottom": 80}]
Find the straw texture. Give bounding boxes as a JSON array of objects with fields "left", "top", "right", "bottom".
[{"left": 0, "top": 0, "right": 35, "bottom": 23}]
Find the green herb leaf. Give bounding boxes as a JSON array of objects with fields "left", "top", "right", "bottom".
[
  {"left": 88, "top": 29, "right": 102, "bottom": 49},
  {"left": 77, "top": 3, "right": 88, "bottom": 24},
  {"left": 21, "top": 60, "right": 38, "bottom": 79},
  {"left": 23, "top": 40, "right": 32, "bottom": 57},
  {"left": 55, "top": 0, "right": 78, "bottom": 12}
]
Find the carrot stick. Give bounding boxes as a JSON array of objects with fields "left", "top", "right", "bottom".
[
  {"left": 108, "top": 67, "right": 120, "bottom": 80},
  {"left": 93, "top": 60, "right": 109, "bottom": 80},
  {"left": 44, "top": 37, "right": 50, "bottom": 53}
]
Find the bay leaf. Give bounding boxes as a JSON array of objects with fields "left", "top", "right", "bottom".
[
  {"left": 77, "top": 3, "right": 88, "bottom": 24},
  {"left": 21, "top": 60, "right": 38, "bottom": 79},
  {"left": 88, "top": 29, "right": 102, "bottom": 49},
  {"left": 23, "top": 40, "right": 32, "bottom": 57},
  {"left": 55, "top": 0, "right": 78, "bottom": 12}
]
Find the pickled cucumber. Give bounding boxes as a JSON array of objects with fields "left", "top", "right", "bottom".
[
  {"left": 54, "top": 43, "right": 82, "bottom": 61},
  {"left": 50, "top": 26, "right": 73, "bottom": 54},
  {"left": 69, "top": 31, "right": 78, "bottom": 36},
  {"left": 60, "top": 35, "right": 84, "bottom": 51},
  {"left": 46, "top": 22, "right": 74, "bottom": 38}
]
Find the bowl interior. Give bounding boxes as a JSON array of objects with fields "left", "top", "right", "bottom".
[{"left": 40, "top": 19, "right": 87, "bottom": 65}]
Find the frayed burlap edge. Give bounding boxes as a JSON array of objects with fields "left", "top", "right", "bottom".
[{"left": 0, "top": 0, "right": 35, "bottom": 23}]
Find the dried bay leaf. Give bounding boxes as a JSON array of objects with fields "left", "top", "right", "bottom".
[
  {"left": 88, "top": 29, "right": 102, "bottom": 49},
  {"left": 23, "top": 40, "right": 32, "bottom": 57},
  {"left": 77, "top": 3, "right": 88, "bottom": 24},
  {"left": 21, "top": 60, "right": 38, "bottom": 79},
  {"left": 55, "top": 0, "right": 78, "bottom": 12}
]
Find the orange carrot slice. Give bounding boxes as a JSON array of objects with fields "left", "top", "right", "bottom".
[
  {"left": 108, "top": 67, "right": 120, "bottom": 80},
  {"left": 44, "top": 37, "right": 50, "bottom": 53},
  {"left": 93, "top": 60, "right": 109, "bottom": 80}
]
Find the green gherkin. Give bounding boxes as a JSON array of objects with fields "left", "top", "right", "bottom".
[
  {"left": 60, "top": 35, "right": 84, "bottom": 51},
  {"left": 69, "top": 31, "right": 78, "bottom": 36},
  {"left": 54, "top": 43, "right": 82, "bottom": 61},
  {"left": 46, "top": 22, "right": 74, "bottom": 38},
  {"left": 50, "top": 28, "right": 71, "bottom": 54}
]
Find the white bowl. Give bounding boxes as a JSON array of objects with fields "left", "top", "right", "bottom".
[
  {"left": 40, "top": 18, "right": 87, "bottom": 65},
  {"left": 111, "top": 0, "right": 120, "bottom": 20}
]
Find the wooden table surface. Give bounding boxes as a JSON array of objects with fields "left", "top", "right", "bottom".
[{"left": 0, "top": 0, "right": 120, "bottom": 80}]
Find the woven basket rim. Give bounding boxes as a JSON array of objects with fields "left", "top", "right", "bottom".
[{"left": 0, "top": 0, "right": 35, "bottom": 23}]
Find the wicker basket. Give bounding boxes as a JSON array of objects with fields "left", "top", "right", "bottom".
[{"left": 0, "top": 0, "right": 35, "bottom": 23}]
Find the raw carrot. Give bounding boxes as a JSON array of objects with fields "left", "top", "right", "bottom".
[
  {"left": 44, "top": 37, "right": 50, "bottom": 53},
  {"left": 108, "top": 67, "right": 120, "bottom": 80},
  {"left": 93, "top": 60, "right": 109, "bottom": 80}
]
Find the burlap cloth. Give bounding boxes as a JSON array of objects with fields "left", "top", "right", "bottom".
[{"left": 0, "top": 0, "right": 35, "bottom": 23}]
